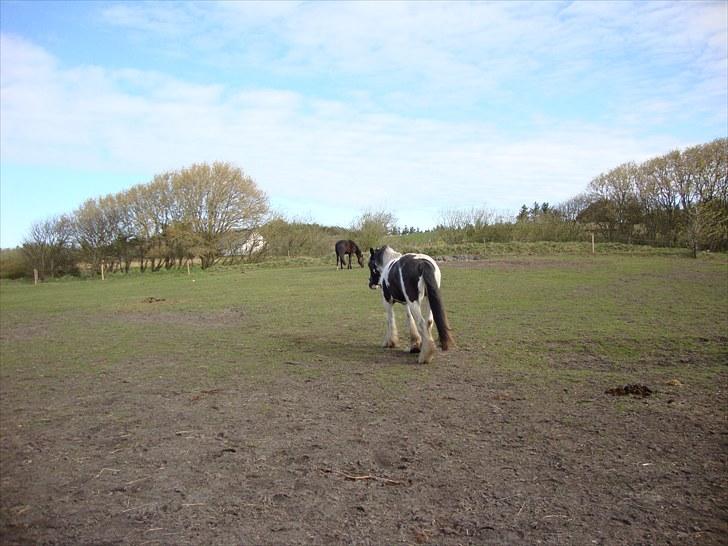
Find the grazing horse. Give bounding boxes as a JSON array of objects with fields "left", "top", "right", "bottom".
[
  {"left": 368, "top": 246, "right": 453, "bottom": 364},
  {"left": 335, "top": 240, "right": 364, "bottom": 270}
]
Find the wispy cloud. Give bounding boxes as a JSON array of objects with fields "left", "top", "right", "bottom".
[
  {"left": 0, "top": 31, "right": 678, "bottom": 211},
  {"left": 97, "top": 0, "right": 728, "bottom": 121}
]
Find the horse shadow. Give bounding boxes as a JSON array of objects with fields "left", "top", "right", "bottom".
[{"left": 277, "top": 332, "right": 421, "bottom": 370}]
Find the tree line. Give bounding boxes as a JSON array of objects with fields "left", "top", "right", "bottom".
[
  {"left": 568, "top": 137, "right": 727, "bottom": 255},
  {"left": 7, "top": 137, "right": 727, "bottom": 280},
  {"left": 21, "top": 162, "right": 269, "bottom": 279},
  {"left": 436, "top": 138, "right": 727, "bottom": 254},
  {"left": 15, "top": 162, "right": 401, "bottom": 279}
]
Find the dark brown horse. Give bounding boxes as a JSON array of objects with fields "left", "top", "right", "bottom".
[{"left": 335, "top": 240, "right": 364, "bottom": 269}]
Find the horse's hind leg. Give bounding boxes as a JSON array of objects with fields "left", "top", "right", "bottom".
[
  {"left": 406, "top": 306, "right": 421, "bottom": 353},
  {"left": 408, "top": 301, "right": 435, "bottom": 364},
  {"left": 420, "top": 297, "right": 434, "bottom": 340}
]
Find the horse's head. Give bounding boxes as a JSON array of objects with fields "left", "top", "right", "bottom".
[
  {"left": 369, "top": 246, "right": 402, "bottom": 289},
  {"left": 356, "top": 250, "right": 364, "bottom": 268},
  {"left": 368, "top": 247, "right": 383, "bottom": 289},
  {"left": 368, "top": 246, "right": 400, "bottom": 288}
]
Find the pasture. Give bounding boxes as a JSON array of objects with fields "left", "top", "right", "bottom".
[{"left": 1, "top": 252, "right": 726, "bottom": 545}]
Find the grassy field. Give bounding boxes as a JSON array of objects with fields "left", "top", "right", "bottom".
[
  {"left": 1, "top": 252, "right": 725, "bottom": 385},
  {"left": 1, "top": 251, "right": 727, "bottom": 544}
]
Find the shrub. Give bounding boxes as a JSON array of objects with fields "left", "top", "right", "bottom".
[
  {"left": 0, "top": 248, "right": 27, "bottom": 279},
  {"left": 260, "top": 218, "right": 333, "bottom": 258}
]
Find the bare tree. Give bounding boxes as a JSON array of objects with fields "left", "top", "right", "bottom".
[
  {"left": 692, "top": 138, "right": 728, "bottom": 202},
  {"left": 588, "top": 162, "right": 642, "bottom": 242},
  {"left": 125, "top": 175, "right": 175, "bottom": 271},
  {"left": 682, "top": 139, "right": 728, "bottom": 254},
  {"left": 172, "top": 162, "right": 269, "bottom": 268},
  {"left": 109, "top": 193, "right": 136, "bottom": 273},
  {"left": 73, "top": 199, "right": 115, "bottom": 274},
  {"left": 556, "top": 193, "right": 591, "bottom": 223},
  {"left": 22, "top": 215, "right": 76, "bottom": 279},
  {"left": 638, "top": 155, "right": 681, "bottom": 245}
]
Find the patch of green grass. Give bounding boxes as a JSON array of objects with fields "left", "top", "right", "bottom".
[
  {"left": 386, "top": 238, "right": 710, "bottom": 258},
  {"left": 370, "top": 361, "right": 435, "bottom": 394},
  {"left": 1, "top": 253, "right": 726, "bottom": 393},
  {"left": 440, "top": 255, "right": 726, "bottom": 384}
]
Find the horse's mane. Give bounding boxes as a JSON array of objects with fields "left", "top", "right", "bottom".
[
  {"left": 350, "top": 240, "right": 362, "bottom": 256},
  {"left": 377, "top": 246, "right": 402, "bottom": 267}
]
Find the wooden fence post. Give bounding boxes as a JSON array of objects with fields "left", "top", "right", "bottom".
[
  {"left": 101, "top": 262, "right": 105, "bottom": 281},
  {"left": 34, "top": 269, "right": 39, "bottom": 285},
  {"left": 591, "top": 233, "right": 595, "bottom": 254}
]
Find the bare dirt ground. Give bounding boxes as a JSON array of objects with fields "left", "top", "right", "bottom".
[
  {"left": 1, "top": 350, "right": 726, "bottom": 545},
  {"left": 1, "top": 257, "right": 727, "bottom": 545}
]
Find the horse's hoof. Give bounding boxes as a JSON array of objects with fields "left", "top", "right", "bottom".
[{"left": 409, "top": 347, "right": 421, "bottom": 354}]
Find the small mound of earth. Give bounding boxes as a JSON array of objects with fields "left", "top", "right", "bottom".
[
  {"left": 142, "top": 297, "right": 166, "bottom": 303},
  {"left": 605, "top": 384, "right": 652, "bottom": 397}
]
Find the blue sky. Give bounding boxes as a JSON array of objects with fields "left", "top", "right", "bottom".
[{"left": 1, "top": 0, "right": 726, "bottom": 247}]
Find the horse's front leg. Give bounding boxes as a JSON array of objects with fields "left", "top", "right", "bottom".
[
  {"left": 382, "top": 300, "right": 398, "bottom": 348},
  {"left": 347, "top": 253, "right": 352, "bottom": 269},
  {"left": 406, "top": 306, "right": 422, "bottom": 353}
]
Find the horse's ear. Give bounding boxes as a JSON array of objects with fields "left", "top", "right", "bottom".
[{"left": 369, "top": 247, "right": 374, "bottom": 255}]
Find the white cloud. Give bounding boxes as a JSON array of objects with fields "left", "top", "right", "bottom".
[
  {"left": 101, "top": 2, "right": 200, "bottom": 36},
  {"left": 1, "top": 0, "right": 725, "bottom": 239},
  {"left": 93, "top": 1, "right": 727, "bottom": 124},
  {"left": 1, "top": 31, "right": 680, "bottom": 222}
]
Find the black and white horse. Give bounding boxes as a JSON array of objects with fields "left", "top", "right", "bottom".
[
  {"left": 335, "top": 240, "right": 364, "bottom": 269},
  {"left": 368, "top": 246, "right": 453, "bottom": 363}
]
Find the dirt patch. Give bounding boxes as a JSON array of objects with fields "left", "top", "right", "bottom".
[
  {"left": 0, "top": 320, "right": 55, "bottom": 343},
  {"left": 120, "top": 306, "right": 247, "bottom": 327},
  {"left": 1, "top": 352, "right": 726, "bottom": 545}
]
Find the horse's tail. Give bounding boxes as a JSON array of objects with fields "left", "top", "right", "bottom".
[{"left": 422, "top": 263, "right": 453, "bottom": 351}]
